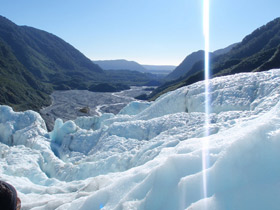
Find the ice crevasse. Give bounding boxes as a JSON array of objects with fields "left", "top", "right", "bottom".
[{"left": 1, "top": 69, "right": 280, "bottom": 209}]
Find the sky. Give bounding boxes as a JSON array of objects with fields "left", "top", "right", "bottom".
[{"left": 0, "top": 0, "right": 279, "bottom": 65}]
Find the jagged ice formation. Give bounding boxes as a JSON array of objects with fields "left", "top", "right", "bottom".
[{"left": 1, "top": 69, "right": 280, "bottom": 209}]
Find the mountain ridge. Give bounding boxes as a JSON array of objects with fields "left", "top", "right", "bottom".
[
  {"left": 94, "top": 59, "right": 176, "bottom": 75},
  {"left": 164, "top": 50, "right": 206, "bottom": 81},
  {"left": 0, "top": 15, "right": 107, "bottom": 110},
  {"left": 165, "top": 43, "right": 238, "bottom": 82},
  {"left": 148, "top": 17, "right": 280, "bottom": 100},
  {"left": 93, "top": 59, "right": 147, "bottom": 72}
]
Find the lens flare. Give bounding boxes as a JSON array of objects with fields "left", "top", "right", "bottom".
[{"left": 203, "top": 0, "right": 210, "bottom": 206}]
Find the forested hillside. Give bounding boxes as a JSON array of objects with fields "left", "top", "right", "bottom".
[{"left": 148, "top": 17, "right": 280, "bottom": 100}]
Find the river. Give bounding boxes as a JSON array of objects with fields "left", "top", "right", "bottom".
[{"left": 39, "top": 86, "right": 153, "bottom": 130}]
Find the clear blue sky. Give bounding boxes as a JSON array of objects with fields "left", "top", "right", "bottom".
[{"left": 0, "top": 0, "right": 279, "bottom": 65}]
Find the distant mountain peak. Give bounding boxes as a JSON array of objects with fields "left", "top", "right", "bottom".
[{"left": 93, "top": 59, "right": 147, "bottom": 72}]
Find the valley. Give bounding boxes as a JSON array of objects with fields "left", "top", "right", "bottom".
[
  {"left": 40, "top": 86, "right": 153, "bottom": 130},
  {"left": 0, "top": 6, "right": 280, "bottom": 210}
]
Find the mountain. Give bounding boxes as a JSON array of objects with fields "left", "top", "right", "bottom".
[
  {"left": 0, "top": 39, "right": 51, "bottom": 111},
  {"left": 212, "top": 17, "right": 280, "bottom": 76},
  {"left": 0, "top": 16, "right": 104, "bottom": 83},
  {"left": 142, "top": 65, "right": 176, "bottom": 75},
  {"left": 148, "top": 17, "right": 280, "bottom": 100},
  {"left": 165, "top": 43, "right": 238, "bottom": 82},
  {"left": 94, "top": 60, "right": 176, "bottom": 75},
  {"left": 142, "top": 65, "right": 176, "bottom": 71},
  {"left": 1, "top": 69, "right": 280, "bottom": 209},
  {"left": 212, "top": 42, "right": 238, "bottom": 56},
  {"left": 164, "top": 50, "right": 206, "bottom": 81},
  {"left": 93, "top": 59, "right": 147, "bottom": 72},
  {"left": 104, "top": 69, "right": 163, "bottom": 85},
  {"left": 0, "top": 15, "right": 105, "bottom": 110}
]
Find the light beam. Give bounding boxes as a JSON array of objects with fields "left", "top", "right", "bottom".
[{"left": 202, "top": 0, "right": 210, "bottom": 206}]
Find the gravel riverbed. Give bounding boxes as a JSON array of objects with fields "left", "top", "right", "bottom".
[{"left": 39, "top": 86, "right": 152, "bottom": 130}]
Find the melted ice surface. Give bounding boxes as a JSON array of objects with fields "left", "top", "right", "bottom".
[{"left": 1, "top": 69, "right": 280, "bottom": 210}]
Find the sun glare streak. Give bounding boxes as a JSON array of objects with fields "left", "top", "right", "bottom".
[{"left": 203, "top": 0, "right": 210, "bottom": 206}]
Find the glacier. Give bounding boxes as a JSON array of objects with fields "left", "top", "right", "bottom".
[{"left": 1, "top": 69, "right": 280, "bottom": 209}]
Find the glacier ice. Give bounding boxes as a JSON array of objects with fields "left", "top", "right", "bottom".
[{"left": 1, "top": 69, "right": 280, "bottom": 209}]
